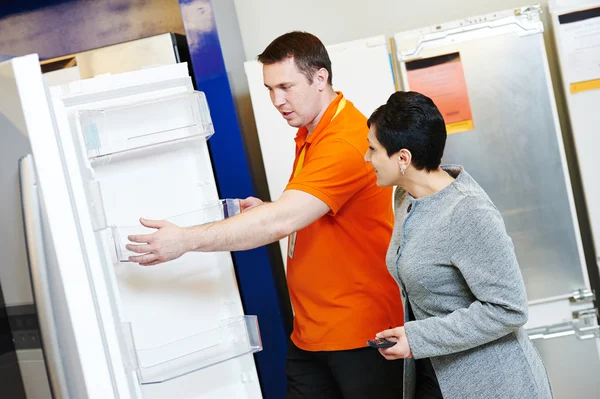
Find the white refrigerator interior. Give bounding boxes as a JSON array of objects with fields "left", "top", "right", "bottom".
[{"left": 3, "top": 54, "right": 263, "bottom": 398}]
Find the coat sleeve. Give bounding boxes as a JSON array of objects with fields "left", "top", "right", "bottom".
[{"left": 403, "top": 195, "right": 529, "bottom": 359}]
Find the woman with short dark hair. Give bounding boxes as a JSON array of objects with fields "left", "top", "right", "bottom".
[{"left": 365, "top": 91, "right": 554, "bottom": 399}]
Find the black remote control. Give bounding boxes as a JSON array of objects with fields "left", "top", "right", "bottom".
[{"left": 367, "top": 337, "right": 397, "bottom": 349}]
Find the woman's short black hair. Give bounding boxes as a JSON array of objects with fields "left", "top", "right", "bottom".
[{"left": 368, "top": 91, "right": 447, "bottom": 172}]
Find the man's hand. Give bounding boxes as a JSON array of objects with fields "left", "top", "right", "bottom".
[
  {"left": 240, "top": 196, "right": 263, "bottom": 212},
  {"left": 126, "top": 190, "right": 329, "bottom": 259},
  {"left": 126, "top": 218, "right": 189, "bottom": 266},
  {"left": 375, "top": 326, "right": 413, "bottom": 360}
]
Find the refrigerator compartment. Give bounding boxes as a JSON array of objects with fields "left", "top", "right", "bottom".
[
  {"left": 78, "top": 91, "right": 214, "bottom": 160},
  {"left": 123, "top": 315, "right": 262, "bottom": 384},
  {"left": 111, "top": 199, "right": 241, "bottom": 262}
]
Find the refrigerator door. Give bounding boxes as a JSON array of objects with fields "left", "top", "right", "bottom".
[
  {"left": 548, "top": 4, "right": 600, "bottom": 395},
  {"left": 43, "top": 61, "right": 262, "bottom": 397},
  {"left": 1, "top": 55, "right": 134, "bottom": 398},
  {"left": 394, "top": 6, "right": 600, "bottom": 397},
  {"left": 550, "top": 0, "right": 600, "bottom": 282}
]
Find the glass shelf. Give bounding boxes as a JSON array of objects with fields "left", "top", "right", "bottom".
[
  {"left": 78, "top": 91, "right": 214, "bottom": 162},
  {"left": 122, "top": 315, "right": 262, "bottom": 384},
  {"left": 111, "top": 199, "right": 241, "bottom": 262}
]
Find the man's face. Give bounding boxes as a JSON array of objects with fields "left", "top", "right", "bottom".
[{"left": 263, "top": 57, "right": 322, "bottom": 129}]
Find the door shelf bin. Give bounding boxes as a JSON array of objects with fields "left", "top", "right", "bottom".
[
  {"left": 111, "top": 199, "right": 240, "bottom": 262},
  {"left": 122, "top": 315, "right": 262, "bottom": 385},
  {"left": 78, "top": 91, "right": 214, "bottom": 161}
]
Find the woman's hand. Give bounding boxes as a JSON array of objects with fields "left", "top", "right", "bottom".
[{"left": 375, "top": 326, "right": 413, "bottom": 360}]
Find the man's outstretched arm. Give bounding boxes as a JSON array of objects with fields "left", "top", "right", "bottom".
[{"left": 126, "top": 189, "right": 329, "bottom": 266}]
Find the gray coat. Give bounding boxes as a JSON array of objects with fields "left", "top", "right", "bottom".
[{"left": 387, "top": 165, "right": 553, "bottom": 399}]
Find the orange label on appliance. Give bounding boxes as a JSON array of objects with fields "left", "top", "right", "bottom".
[{"left": 406, "top": 53, "right": 473, "bottom": 134}]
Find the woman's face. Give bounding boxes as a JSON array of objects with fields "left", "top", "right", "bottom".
[{"left": 365, "top": 126, "right": 402, "bottom": 187}]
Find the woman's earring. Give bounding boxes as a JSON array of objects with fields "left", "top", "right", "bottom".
[{"left": 398, "top": 157, "right": 405, "bottom": 175}]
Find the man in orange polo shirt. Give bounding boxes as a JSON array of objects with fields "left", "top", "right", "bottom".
[{"left": 127, "top": 31, "right": 404, "bottom": 398}]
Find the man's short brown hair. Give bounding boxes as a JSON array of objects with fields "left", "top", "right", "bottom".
[{"left": 258, "top": 31, "right": 333, "bottom": 85}]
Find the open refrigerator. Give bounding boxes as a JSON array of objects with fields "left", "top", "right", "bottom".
[{"left": 1, "top": 54, "right": 263, "bottom": 398}]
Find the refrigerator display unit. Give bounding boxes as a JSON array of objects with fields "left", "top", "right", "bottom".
[
  {"left": 393, "top": 6, "right": 600, "bottom": 398},
  {"left": 1, "top": 54, "right": 264, "bottom": 398}
]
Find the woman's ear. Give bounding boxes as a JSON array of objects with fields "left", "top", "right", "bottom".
[{"left": 396, "top": 149, "right": 412, "bottom": 172}]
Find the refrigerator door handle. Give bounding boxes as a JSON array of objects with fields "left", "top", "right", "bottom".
[
  {"left": 19, "top": 154, "right": 69, "bottom": 399},
  {"left": 528, "top": 308, "right": 600, "bottom": 341}
]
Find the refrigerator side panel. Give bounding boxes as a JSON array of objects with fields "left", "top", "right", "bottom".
[
  {"left": 5, "top": 54, "right": 127, "bottom": 399},
  {"left": 1, "top": 57, "right": 56, "bottom": 399}
]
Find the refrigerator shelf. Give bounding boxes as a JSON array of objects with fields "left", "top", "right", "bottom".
[
  {"left": 78, "top": 91, "right": 214, "bottom": 162},
  {"left": 122, "top": 315, "right": 262, "bottom": 385},
  {"left": 111, "top": 199, "right": 241, "bottom": 262}
]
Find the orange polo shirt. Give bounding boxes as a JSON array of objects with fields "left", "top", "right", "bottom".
[{"left": 286, "top": 92, "right": 404, "bottom": 351}]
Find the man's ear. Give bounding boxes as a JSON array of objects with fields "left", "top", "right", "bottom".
[{"left": 315, "top": 67, "right": 329, "bottom": 91}]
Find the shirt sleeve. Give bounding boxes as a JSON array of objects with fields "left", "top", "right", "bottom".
[
  {"left": 286, "top": 139, "right": 369, "bottom": 215},
  {"left": 403, "top": 195, "right": 529, "bottom": 359}
]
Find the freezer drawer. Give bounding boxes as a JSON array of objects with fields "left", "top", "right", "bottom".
[{"left": 533, "top": 334, "right": 600, "bottom": 398}]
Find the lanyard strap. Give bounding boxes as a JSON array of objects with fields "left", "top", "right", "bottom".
[{"left": 293, "top": 98, "right": 347, "bottom": 177}]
